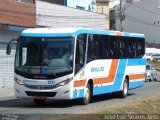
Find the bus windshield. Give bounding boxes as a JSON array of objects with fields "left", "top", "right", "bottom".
[{"left": 15, "top": 37, "right": 74, "bottom": 78}]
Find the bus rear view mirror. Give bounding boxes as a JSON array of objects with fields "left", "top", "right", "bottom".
[
  {"left": 6, "top": 42, "right": 12, "bottom": 55},
  {"left": 6, "top": 39, "right": 17, "bottom": 55}
]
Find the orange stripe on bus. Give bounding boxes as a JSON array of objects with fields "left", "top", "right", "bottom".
[
  {"left": 116, "top": 32, "right": 122, "bottom": 36},
  {"left": 74, "top": 80, "right": 86, "bottom": 87},
  {"left": 129, "top": 74, "right": 145, "bottom": 80},
  {"left": 94, "top": 59, "right": 119, "bottom": 84}
]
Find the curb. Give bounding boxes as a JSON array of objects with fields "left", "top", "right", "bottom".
[{"left": 0, "top": 87, "right": 15, "bottom": 98}]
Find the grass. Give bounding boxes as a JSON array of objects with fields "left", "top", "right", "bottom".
[
  {"left": 45, "top": 93, "right": 160, "bottom": 120},
  {"left": 99, "top": 94, "right": 160, "bottom": 114}
]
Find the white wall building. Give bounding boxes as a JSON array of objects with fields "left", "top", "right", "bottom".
[
  {"left": 0, "top": 28, "right": 20, "bottom": 88},
  {"left": 36, "top": 0, "right": 106, "bottom": 29},
  {"left": 115, "top": 0, "right": 160, "bottom": 44}
]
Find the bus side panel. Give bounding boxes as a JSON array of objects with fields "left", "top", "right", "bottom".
[
  {"left": 72, "top": 80, "right": 86, "bottom": 99},
  {"left": 93, "top": 59, "right": 127, "bottom": 95},
  {"left": 73, "top": 89, "right": 85, "bottom": 99},
  {"left": 72, "top": 59, "right": 112, "bottom": 99},
  {"left": 129, "top": 80, "right": 145, "bottom": 89},
  {"left": 114, "top": 59, "right": 127, "bottom": 91},
  {"left": 72, "top": 58, "right": 145, "bottom": 99},
  {"left": 127, "top": 59, "right": 146, "bottom": 89}
]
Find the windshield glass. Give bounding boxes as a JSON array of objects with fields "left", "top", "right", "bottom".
[
  {"left": 15, "top": 37, "right": 74, "bottom": 78},
  {"left": 146, "top": 53, "right": 153, "bottom": 56}
]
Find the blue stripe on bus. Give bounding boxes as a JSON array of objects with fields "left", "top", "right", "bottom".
[
  {"left": 21, "top": 30, "right": 115, "bottom": 37},
  {"left": 21, "top": 33, "right": 73, "bottom": 37},
  {"left": 127, "top": 59, "right": 146, "bottom": 66},
  {"left": 73, "top": 89, "right": 84, "bottom": 99},
  {"left": 73, "top": 29, "right": 116, "bottom": 36},
  {"left": 131, "top": 34, "right": 145, "bottom": 38},
  {"left": 114, "top": 59, "right": 127, "bottom": 91},
  {"left": 129, "top": 80, "right": 145, "bottom": 89},
  {"left": 123, "top": 32, "right": 131, "bottom": 37},
  {"left": 123, "top": 32, "right": 145, "bottom": 38},
  {"left": 93, "top": 59, "right": 127, "bottom": 95},
  {"left": 21, "top": 29, "right": 144, "bottom": 38}
]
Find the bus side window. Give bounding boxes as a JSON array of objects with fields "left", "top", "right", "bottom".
[
  {"left": 137, "top": 38, "right": 145, "bottom": 58},
  {"left": 87, "top": 34, "right": 97, "bottom": 62},
  {"left": 87, "top": 35, "right": 92, "bottom": 62},
  {"left": 75, "top": 34, "right": 87, "bottom": 74}
]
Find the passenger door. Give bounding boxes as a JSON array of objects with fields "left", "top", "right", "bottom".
[{"left": 75, "top": 34, "right": 87, "bottom": 74}]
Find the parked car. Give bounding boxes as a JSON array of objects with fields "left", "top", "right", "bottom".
[
  {"left": 154, "top": 69, "right": 160, "bottom": 82},
  {"left": 150, "top": 53, "right": 160, "bottom": 61},
  {"left": 146, "top": 53, "right": 153, "bottom": 61},
  {"left": 145, "top": 64, "right": 157, "bottom": 81}
]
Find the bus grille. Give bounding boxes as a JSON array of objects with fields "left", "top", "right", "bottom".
[
  {"left": 24, "top": 85, "right": 58, "bottom": 90},
  {"left": 25, "top": 91, "right": 56, "bottom": 97}
]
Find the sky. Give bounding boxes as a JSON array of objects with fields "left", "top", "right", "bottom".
[{"left": 113, "top": 0, "right": 120, "bottom": 5}]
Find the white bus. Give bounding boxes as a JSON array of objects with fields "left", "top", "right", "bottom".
[{"left": 7, "top": 28, "right": 146, "bottom": 105}]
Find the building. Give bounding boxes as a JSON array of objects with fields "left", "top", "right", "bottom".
[
  {"left": 96, "top": 0, "right": 110, "bottom": 30},
  {"left": 39, "top": 0, "right": 96, "bottom": 12},
  {"left": 36, "top": 0, "right": 106, "bottom": 29},
  {"left": 0, "top": 0, "right": 36, "bottom": 88},
  {"left": 109, "top": 0, "right": 116, "bottom": 30},
  {"left": 115, "top": 0, "right": 160, "bottom": 44}
]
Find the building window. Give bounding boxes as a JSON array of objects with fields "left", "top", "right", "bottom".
[
  {"left": 15, "top": 0, "right": 35, "bottom": 4},
  {"left": 38, "top": 0, "right": 64, "bottom": 5}
]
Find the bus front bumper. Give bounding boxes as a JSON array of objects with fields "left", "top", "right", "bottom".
[{"left": 14, "top": 81, "right": 73, "bottom": 100}]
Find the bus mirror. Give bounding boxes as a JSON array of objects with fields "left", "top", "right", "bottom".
[
  {"left": 6, "top": 38, "right": 17, "bottom": 55},
  {"left": 6, "top": 42, "right": 12, "bottom": 55}
]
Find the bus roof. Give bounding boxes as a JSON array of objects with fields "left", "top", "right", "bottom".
[{"left": 21, "top": 28, "right": 145, "bottom": 38}]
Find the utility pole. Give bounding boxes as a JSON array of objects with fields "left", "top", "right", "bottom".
[{"left": 119, "top": 0, "right": 125, "bottom": 31}]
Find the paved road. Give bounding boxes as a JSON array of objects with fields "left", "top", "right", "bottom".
[{"left": 0, "top": 82, "right": 160, "bottom": 119}]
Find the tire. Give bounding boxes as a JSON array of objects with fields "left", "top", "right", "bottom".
[
  {"left": 119, "top": 79, "right": 128, "bottom": 98},
  {"left": 146, "top": 58, "right": 151, "bottom": 62},
  {"left": 154, "top": 78, "right": 157, "bottom": 82},
  {"left": 33, "top": 99, "right": 45, "bottom": 105},
  {"left": 81, "top": 84, "right": 91, "bottom": 105}
]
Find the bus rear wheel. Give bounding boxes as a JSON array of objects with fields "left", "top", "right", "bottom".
[
  {"left": 81, "top": 84, "right": 91, "bottom": 105},
  {"left": 33, "top": 98, "right": 46, "bottom": 105},
  {"left": 119, "top": 78, "right": 128, "bottom": 98}
]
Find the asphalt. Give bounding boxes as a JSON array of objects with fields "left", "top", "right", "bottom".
[{"left": 0, "top": 82, "right": 160, "bottom": 120}]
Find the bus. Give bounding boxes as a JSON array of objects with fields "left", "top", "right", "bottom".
[{"left": 6, "top": 28, "right": 146, "bottom": 105}]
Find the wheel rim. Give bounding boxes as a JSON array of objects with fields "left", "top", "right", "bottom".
[
  {"left": 124, "top": 81, "right": 128, "bottom": 95},
  {"left": 85, "top": 86, "right": 90, "bottom": 102}
]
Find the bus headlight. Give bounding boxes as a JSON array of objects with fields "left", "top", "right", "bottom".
[
  {"left": 56, "top": 78, "right": 72, "bottom": 86},
  {"left": 14, "top": 77, "right": 24, "bottom": 85}
]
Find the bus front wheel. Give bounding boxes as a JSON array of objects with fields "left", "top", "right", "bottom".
[
  {"left": 33, "top": 98, "right": 46, "bottom": 105},
  {"left": 81, "top": 84, "right": 91, "bottom": 105}
]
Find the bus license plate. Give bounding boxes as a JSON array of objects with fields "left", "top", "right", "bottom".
[{"left": 36, "top": 96, "right": 46, "bottom": 99}]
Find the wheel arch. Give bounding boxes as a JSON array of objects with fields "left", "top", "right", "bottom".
[
  {"left": 125, "top": 75, "right": 129, "bottom": 86},
  {"left": 87, "top": 79, "right": 94, "bottom": 97}
]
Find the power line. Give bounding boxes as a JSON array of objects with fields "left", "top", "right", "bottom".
[
  {"left": 132, "top": 4, "right": 160, "bottom": 16},
  {"left": 126, "top": 15, "right": 160, "bottom": 27},
  {"left": 124, "top": 0, "right": 136, "bottom": 11}
]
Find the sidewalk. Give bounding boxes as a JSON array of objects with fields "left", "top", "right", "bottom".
[{"left": 0, "top": 87, "right": 15, "bottom": 98}]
